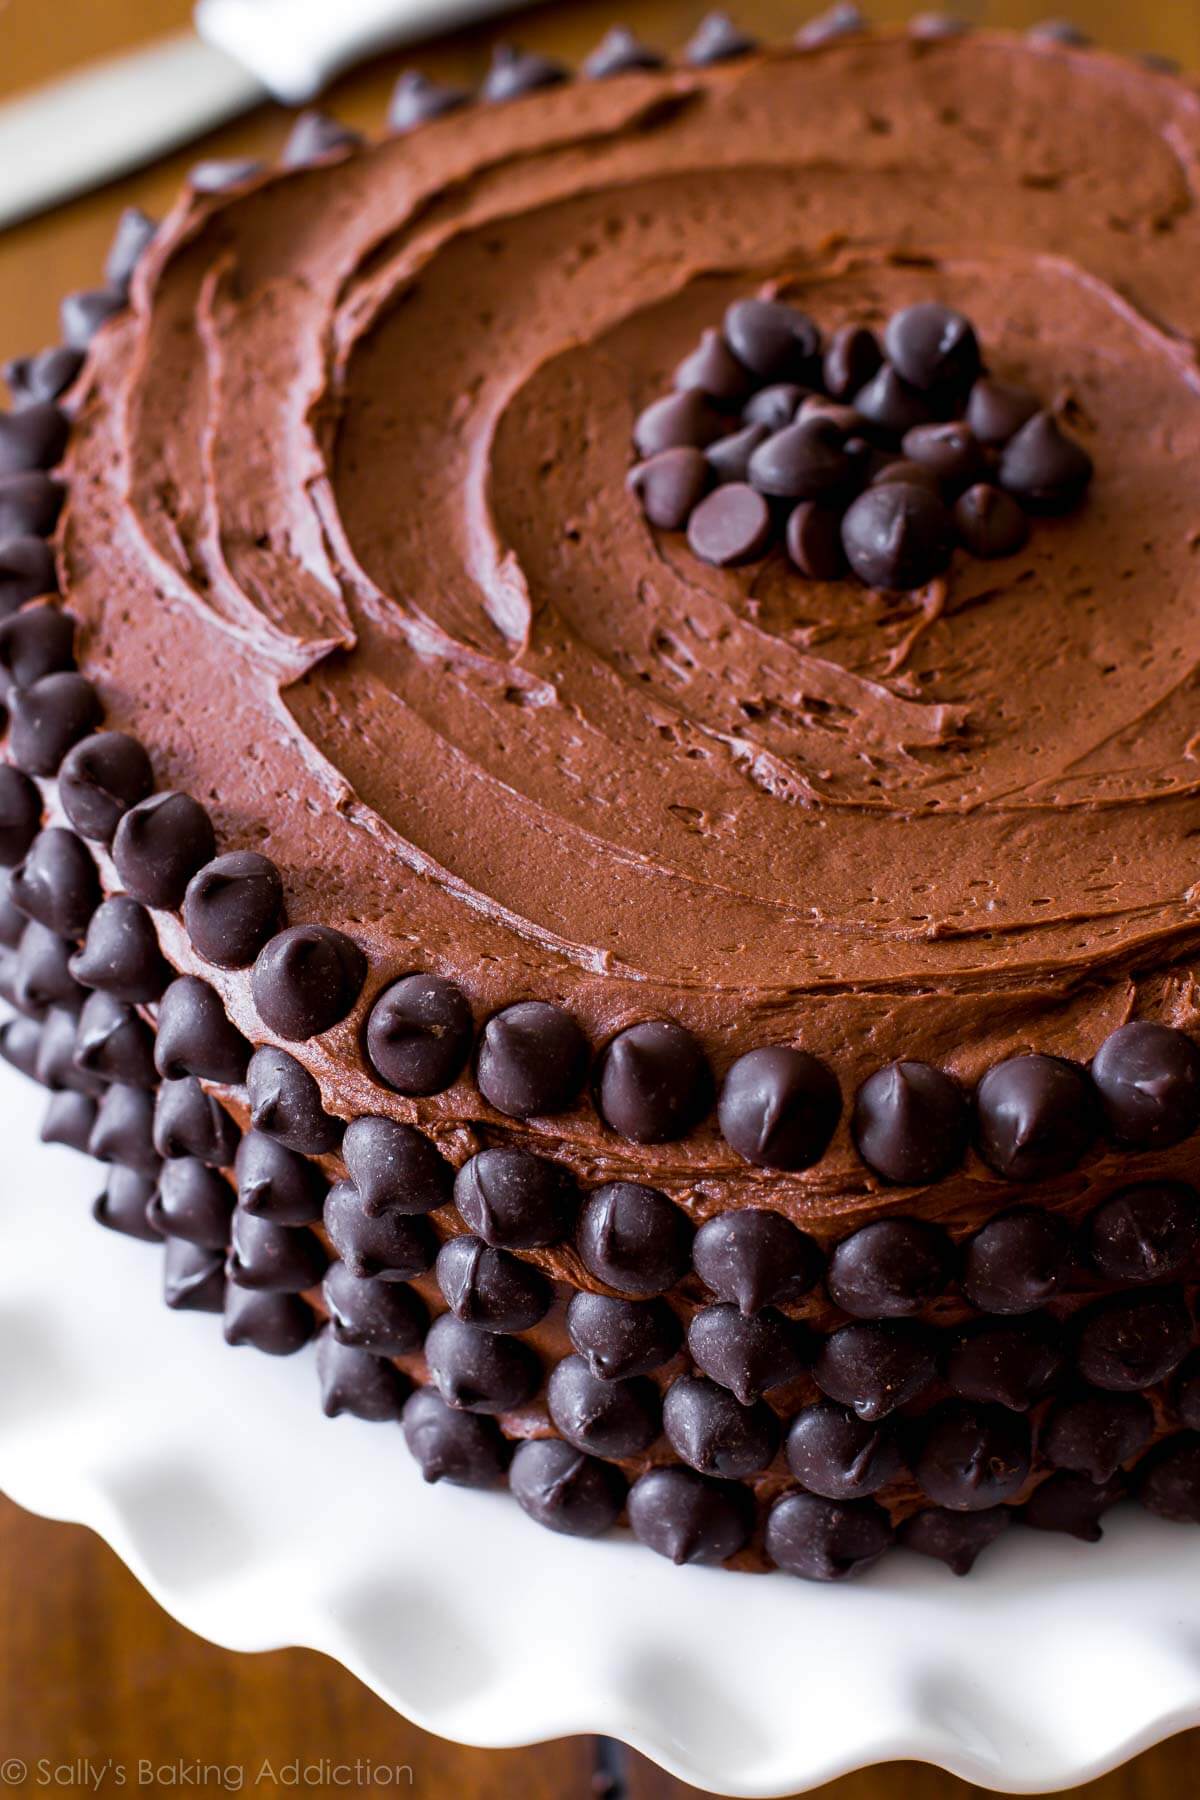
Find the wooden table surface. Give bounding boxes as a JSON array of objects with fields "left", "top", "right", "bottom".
[{"left": 1, "top": 0, "right": 1199, "bottom": 1794}]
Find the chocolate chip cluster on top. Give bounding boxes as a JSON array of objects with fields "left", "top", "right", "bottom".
[{"left": 629, "top": 297, "right": 1094, "bottom": 588}]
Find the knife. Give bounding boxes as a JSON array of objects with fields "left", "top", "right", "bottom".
[{"left": 0, "top": 0, "right": 527, "bottom": 232}]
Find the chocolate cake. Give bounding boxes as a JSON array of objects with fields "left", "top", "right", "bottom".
[{"left": 3, "top": 10, "right": 1200, "bottom": 1580}]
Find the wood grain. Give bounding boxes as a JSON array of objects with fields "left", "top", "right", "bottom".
[{"left": 1, "top": 0, "right": 1199, "bottom": 1793}]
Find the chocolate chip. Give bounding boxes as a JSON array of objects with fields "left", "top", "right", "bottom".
[
  {"left": 868, "top": 457, "right": 943, "bottom": 497},
  {"left": 628, "top": 1465, "right": 753, "bottom": 1564},
  {"left": 342, "top": 1113, "right": 449, "bottom": 1215},
  {"left": 747, "top": 417, "right": 851, "bottom": 502},
  {"left": 228, "top": 1209, "right": 328, "bottom": 1293},
  {"left": 686, "top": 482, "right": 773, "bottom": 566},
  {"left": 0, "top": 536, "right": 57, "bottom": 612},
  {"left": 0, "top": 601, "right": 73, "bottom": 691},
  {"left": 280, "top": 110, "right": 362, "bottom": 166},
  {"left": 184, "top": 850, "right": 285, "bottom": 968},
  {"left": 798, "top": 396, "right": 862, "bottom": 434},
  {"left": 363, "top": 969, "right": 471, "bottom": 1091},
  {"left": 88, "top": 1081, "right": 160, "bottom": 1176},
  {"left": 998, "top": 411, "right": 1092, "bottom": 513},
  {"left": 576, "top": 1179, "right": 692, "bottom": 1295},
  {"left": 188, "top": 159, "right": 263, "bottom": 192},
  {"left": 1135, "top": 1435, "right": 1200, "bottom": 1524},
  {"left": 252, "top": 923, "right": 365, "bottom": 1040},
  {"left": 851, "top": 364, "right": 931, "bottom": 440},
  {"left": 827, "top": 1217, "right": 954, "bottom": 1318},
  {"left": 1091, "top": 1021, "right": 1200, "bottom": 1149},
  {"left": 692, "top": 1207, "right": 820, "bottom": 1313},
  {"left": 945, "top": 1316, "right": 1062, "bottom": 1411},
  {"left": 73, "top": 989, "right": 157, "bottom": 1087},
  {"left": 914, "top": 1400, "right": 1031, "bottom": 1510},
  {"left": 795, "top": 3, "right": 871, "bottom": 47},
  {"left": 510, "top": 1439, "right": 626, "bottom": 1537},
  {"left": 235, "top": 1129, "right": 327, "bottom": 1225},
  {"left": 105, "top": 207, "right": 157, "bottom": 290},
  {"left": 766, "top": 1491, "right": 892, "bottom": 1582},
  {"left": 953, "top": 483, "right": 1029, "bottom": 558},
  {"left": 425, "top": 1313, "right": 540, "bottom": 1413},
  {"left": 582, "top": 25, "right": 665, "bottom": 75},
  {"left": 974, "top": 1052, "right": 1097, "bottom": 1181},
  {"left": 436, "top": 1235, "right": 551, "bottom": 1332},
  {"left": 475, "top": 999, "right": 589, "bottom": 1118},
  {"left": 69, "top": 895, "right": 167, "bottom": 1003},
  {"left": 717, "top": 1044, "right": 840, "bottom": 1169},
  {"left": 1042, "top": 1389, "right": 1154, "bottom": 1484},
  {"left": 224, "top": 1287, "right": 315, "bottom": 1356},
  {"left": 147, "top": 1158, "right": 235, "bottom": 1249},
  {"left": 900, "top": 421, "right": 984, "bottom": 493},
  {"left": 8, "top": 671, "right": 102, "bottom": 775},
  {"left": 163, "top": 1237, "right": 226, "bottom": 1313},
  {"left": 35, "top": 1004, "right": 104, "bottom": 1094},
  {"left": 823, "top": 324, "right": 882, "bottom": 400},
  {"left": 627, "top": 447, "right": 711, "bottom": 529},
  {"left": 852, "top": 1059, "right": 967, "bottom": 1184},
  {"left": 596, "top": 1019, "right": 713, "bottom": 1142},
  {"left": 683, "top": 11, "right": 758, "bottom": 63},
  {"left": 153, "top": 1076, "right": 239, "bottom": 1167},
  {"left": 841, "top": 482, "right": 953, "bottom": 590},
  {"left": 786, "top": 1402, "right": 904, "bottom": 1500},
  {"left": 60, "top": 288, "right": 124, "bottom": 349},
  {"left": 813, "top": 1320, "right": 938, "bottom": 1420},
  {"left": 909, "top": 11, "right": 971, "bottom": 36},
  {"left": 687, "top": 1303, "right": 809, "bottom": 1404},
  {"left": 724, "top": 298, "right": 820, "bottom": 384},
  {"left": 0, "top": 765, "right": 41, "bottom": 865},
  {"left": 0, "top": 403, "right": 69, "bottom": 476},
  {"left": 480, "top": 44, "right": 569, "bottom": 101},
  {"left": 0, "top": 473, "right": 64, "bottom": 539},
  {"left": 705, "top": 422, "right": 770, "bottom": 483},
  {"left": 246, "top": 1044, "right": 341, "bottom": 1153},
  {"left": 154, "top": 975, "right": 250, "bottom": 1084},
  {"left": 885, "top": 303, "right": 980, "bottom": 395},
  {"left": 16, "top": 918, "right": 84, "bottom": 1014},
  {"left": 40, "top": 1088, "right": 97, "bottom": 1150},
  {"left": 673, "top": 330, "right": 754, "bottom": 410},
  {"left": 93, "top": 1166, "right": 160, "bottom": 1242},
  {"left": 316, "top": 1329, "right": 409, "bottom": 1421},
  {"left": 566, "top": 1290, "right": 681, "bottom": 1381},
  {"left": 402, "top": 1388, "right": 510, "bottom": 1487},
  {"left": 663, "top": 1372, "right": 777, "bottom": 1477},
  {"left": 454, "top": 1146, "right": 576, "bottom": 1249},
  {"left": 1086, "top": 1182, "right": 1200, "bottom": 1283},
  {"left": 1074, "top": 1290, "right": 1193, "bottom": 1391},
  {"left": 1176, "top": 1352, "right": 1200, "bottom": 1430},
  {"left": 0, "top": 1014, "right": 40, "bottom": 1080},
  {"left": 0, "top": 870, "right": 24, "bottom": 944},
  {"left": 323, "top": 1180, "right": 435, "bottom": 1280},
  {"left": 632, "top": 390, "right": 726, "bottom": 457},
  {"left": 324, "top": 1260, "right": 427, "bottom": 1357},
  {"left": 1027, "top": 19, "right": 1091, "bottom": 45},
  {"left": 965, "top": 377, "right": 1038, "bottom": 446},
  {"left": 742, "top": 383, "right": 809, "bottom": 429},
  {"left": 961, "top": 1206, "right": 1071, "bottom": 1314},
  {"left": 1023, "top": 1469, "right": 1122, "bottom": 1540},
  {"left": 387, "top": 70, "right": 471, "bottom": 131},
  {"left": 785, "top": 501, "right": 847, "bottom": 578},
  {"left": 112, "top": 791, "right": 216, "bottom": 910},
  {"left": 10, "top": 826, "right": 99, "bottom": 939},
  {"left": 897, "top": 1506, "right": 1009, "bottom": 1575},
  {"left": 58, "top": 731, "right": 153, "bottom": 842},
  {"left": 3, "top": 348, "right": 83, "bottom": 412},
  {"left": 548, "top": 1354, "right": 661, "bottom": 1458}
]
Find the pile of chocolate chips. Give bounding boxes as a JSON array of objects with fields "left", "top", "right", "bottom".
[{"left": 628, "top": 298, "right": 1094, "bottom": 589}]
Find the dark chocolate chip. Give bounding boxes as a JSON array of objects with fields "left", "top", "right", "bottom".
[
  {"left": 1091, "top": 1021, "right": 1200, "bottom": 1150},
  {"left": 40, "top": 1088, "right": 97, "bottom": 1151},
  {"left": 1022, "top": 1469, "right": 1122, "bottom": 1541},
  {"left": 823, "top": 324, "right": 882, "bottom": 400},
  {"left": 362, "top": 969, "right": 471, "bottom": 1091},
  {"left": 475, "top": 999, "right": 589, "bottom": 1118},
  {"left": 909, "top": 12, "right": 971, "bottom": 36},
  {"left": 885, "top": 303, "right": 980, "bottom": 394},
  {"left": 897, "top": 1505, "right": 1010, "bottom": 1575},
  {"left": 742, "top": 383, "right": 809, "bottom": 429},
  {"left": 766, "top": 1491, "right": 892, "bottom": 1582},
  {"left": 36, "top": 1005, "right": 104, "bottom": 1093},
  {"left": 93, "top": 1165, "right": 160, "bottom": 1242},
  {"left": 582, "top": 26, "right": 665, "bottom": 76},
  {"left": 112, "top": 791, "right": 216, "bottom": 910},
  {"left": 632, "top": 390, "right": 726, "bottom": 457},
  {"left": 10, "top": 826, "right": 99, "bottom": 938},
  {"left": 674, "top": 330, "right": 754, "bottom": 409},
  {"left": 224, "top": 1287, "right": 315, "bottom": 1356},
  {"left": 510, "top": 1439, "right": 626, "bottom": 1537},
  {"left": 962, "top": 1206, "right": 1070, "bottom": 1315},
  {"left": 69, "top": 895, "right": 167, "bottom": 1003},
  {"left": 841, "top": 482, "right": 953, "bottom": 590},
  {"left": 851, "top": 364, "right": 931, "bottom": 440},
  {"left": 0, "top": 869, "right": 25, "bottom": 943},
  {"left": 785, "top": 501, "right": 847, "bottom": 579},
  {"left": 0, "top": 1014, "right": 41, "bottom": 1080},
  {"left": 323, "top": 1260, "right": 427, "bottom": 1357},
  {"left": 105, "top": 207, "right": 157, "bottom": 290},
  {"left": 227, "top": 1208, "right": 328, "bottom": 1293},
  {"left": 316, "top": 1329, "right": 409, "bottom": 1421},
  {"left": 425, "top": 1313, "right": 540, "bottom": 1413},
  {"left": 58, "top": 731, "right": 153, "bottom": 843},
  {"left": 280, "top": 110, "right": 362, "bottom": 166},
  {"left": 252, "top": 923, "right": 365, "bottom": 1041},
  {"left": 1086, "top": 1181, "right": 1200, "bottom": 1283},
  {"left": 724, "top": 298, "right": 820, "bottom": 384},
  {"left": 246, "top": 1044, "right": 341, "bottom": 1153},
  {"left": 323, "top": 1179, "right": 435, "bottom": 1279},
  {"left": 595, "top": 1019, "right": 713, "bottom": 1143},
  {"left": 548, "top": 1354, "right": 661, "bottom": 1458},
  {"left": 154, "top": 975, "right": 250, "bottom": 1084},
  {"left": 1135, "top": 1434, "right": 1200, "bottom": 1524},
  {"left": 454, "top": 1146, "right": 576, "bottom": 1249},
  {"left": 1042, "top": 1389, "right": 1154, "bottom": 1484},
  {"left": 692, "top": 1207, "right": 821, "bottom": 1313},
  {"left": 0, "top": 765, "right": 41, "bottom": 865},
  {"left": 0, "top": 403, "right": 69, "bottom": 476},
  {"left": 683, "top": 11, "right": 758, "bottom": 63},
  {"left": 687, "top": 1303, "right": 809, "bottom": 1404},
  {"left": 747, "top": 417, "right": 851, "bottom": 501},
  {"left": 342, "top": 1113, "right": 449, "bottom": 1215},
  {"left": 686, "top": 482, "right": 773, "bottom": 566},
  {"left": 0, "top": 535, "right": 57, "bottom": 612},
  {"left": 913, "top": 1400, "right": 1031, "bottom": 1510},
  {"left": 662, "top": 1372, "right": 777, "bottom": 1477},
  {"left": 965, "top": 378, "right": 1038, "bottom": 447},
  {"left": 60, "top": 287, "right": 124, "bottom": 348},
  {"left": 436, "top": 1235, "right": 551, "bottom": 1332},
  {"left": 73, "top": 989, "right": 156, "bottom": 1087},
  {"left": 188, "top": 158, "right": 263, "bottom": 192},
  {"left": 3, "top": 348, "right": 83, "bottom": 412},
  {"left": 975, "top": 1052, "right": 1097, "bottom": 1181},
  {"left": 1074, "top": 1289, "right": 1192, "bottom": 1392},
  {"left": 387, "top": 70, "right": 471, "bottom": 131},
  {"left": 0, "top": 473, "right": 64, "bottom": 539},
  {"left": 795, "top": 3, "right": 870, "bottom": 46},
  {"left": 944, "top": 1316, "right": 1062, "bottom": 1411},
  {"left": 576, "top": 1179, "right": 692, "bottom": 1296},
  {"left": 868, "top": 457, "right": 944, "bottom": 497},
  {"left": 953, "top": 483, "right": 1029, "bottom": 558},
  {"left": 566, "top": 1289, "right": 681, "bottom": 1381},
  {"left": 8, "top": 671, "right": 101, "bottom": 776},
  {"left": 899, "top": 421, "right": 984, "bottom": 493},
  {"left": 163, "top": 1237, "right": 225, "bottom": 1313},
  {"left": 147, "top": 1157, "right": 235, "bottom": 1249},
  {"left": 813, "top": 1320, "right": 938, "bottom": 1420},
  {"left": 87, "top": 1081, "right": 160, "bottom": 1176},
  {"left": 627, "top": 1465, "right": 753, "bottom": 1564},
  {"left": 717, "top": 1044, "right": 840, "bottom": 1170},
  {"left": 402, "top": 1388, "right": 510, "bottom": 1487},
  {"left": 1176, "top": 1352, "right": 1200, "bottom": 1430},
  {"left": 998, "top": 411, "right": 1092, "bottom": 513},
  {"left": 1027, "top": 19, "right": 1092, "bottom": 46},
  {"left": 480, "top": 43, "right": 569, "bottom": 102},
  {"left": 851, "top": 1059, "right": 968, "bottom": 1185},
  {"left": 705, "top": 422, "right": 770, "bottom": 483},
  {"left": 235, "top": 1129, "right": 327, "bottom": 1225},
  {"left": 627, "top": 447, "right": 711, "bottom": 529},
  {"left": 153, "top": 1076, "right": 239, "bottom": 1167},
  {"left": 786, "top": 1402, "right": 904, "bottom": 1500},
  {"left": 826, "top": 1217, "right": 954, "bottom": 1318},
  {"left": 15, "top": 918, "right": 84, "bottom": 1014},
  {"left": 183, "top": 850, "right": 285, "bottom": 968}
]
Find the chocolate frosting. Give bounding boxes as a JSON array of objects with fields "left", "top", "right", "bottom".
[{"left": 58, "top": 30, "right": 1200, "bottom": 1234}]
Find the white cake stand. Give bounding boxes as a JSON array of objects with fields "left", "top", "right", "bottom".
[{"left": 0, "top": 1060, "right": 1197, "bottom": 1797}]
